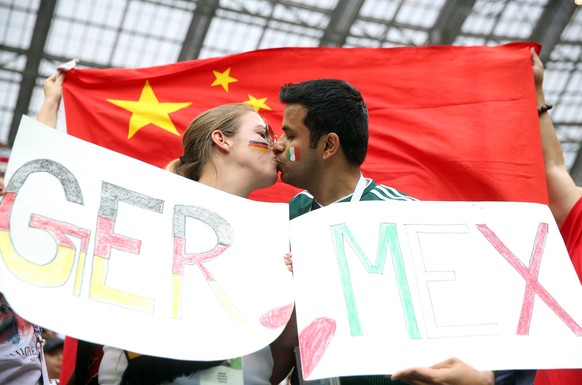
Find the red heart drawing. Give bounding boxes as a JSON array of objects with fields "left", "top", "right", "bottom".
[
  {"left": 299, "top": 317, "right": 336, "bottom": 379},
  {"left": 259, "top": 303, "right": 294, "bottom": 329}
]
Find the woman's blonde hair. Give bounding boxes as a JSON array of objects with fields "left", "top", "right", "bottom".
[{"left": 166, "top": 103, "right": 257, "bottom": 180}]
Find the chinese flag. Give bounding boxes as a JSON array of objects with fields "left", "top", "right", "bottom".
[{"left": 62, "top": 43, "right": 547, "bottom": 204}]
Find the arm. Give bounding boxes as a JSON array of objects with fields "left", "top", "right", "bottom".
[
  {"left": 532, "top": 48, "right": 582, "bottom": 226},
  {"left": 36, "top": 71, "right": 64, "bottom": 128},
  {"left": 391, "top": 357, "right": 494, "bottom": 385},
  {"left": 269, "top": 252, "right": 297, "bottom": 384},
  {"left": 269, "top": 316, "right": 297, "bottom": 385}
]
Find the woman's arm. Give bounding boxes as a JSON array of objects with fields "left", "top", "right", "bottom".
[{"left": 36, "top": 72, "right": 64, "bottom": 128}]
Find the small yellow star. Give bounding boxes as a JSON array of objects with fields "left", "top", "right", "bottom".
[
  {"left": 211, "top": 68, "right": 238, "bottom": 92},
  {"left": 107, "top": 81, "right": 191, "bottom": 139},
  {"left": 243, "top": 94, "right": 272, "bottom": 112}
]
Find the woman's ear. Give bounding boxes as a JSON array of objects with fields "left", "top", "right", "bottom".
[
  {"left": 321, "top": 132, "right": 340, "bottom": 160},
  {"left": 211, "top": 130, "right": 231, "bottom": 153}
]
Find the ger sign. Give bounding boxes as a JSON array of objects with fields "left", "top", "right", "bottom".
[{"left": 0, "top": 116, "right": 293, "bottom": 361}]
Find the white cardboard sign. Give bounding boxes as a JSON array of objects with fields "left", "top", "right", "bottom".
[
  {"left": 0, "top": 116, "right": 294, "bottom": 360},
  {"left": 290, "top": 201, "right": 582, "bottom": 379},
  {"left": 3, "top": 116, "right": 582, "bottom": 379}
]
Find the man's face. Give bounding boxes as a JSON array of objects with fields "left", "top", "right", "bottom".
[{"left": 273, "top": 104, "right": 318, "bottom": 190}]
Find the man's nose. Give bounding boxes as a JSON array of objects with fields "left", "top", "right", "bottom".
[{"left": 271, "top": 137, "right": 284, "bottom": 155}]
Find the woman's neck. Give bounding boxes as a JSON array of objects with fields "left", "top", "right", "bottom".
[{"left": 198, "top": 170, "right": 250, "bottom": 198}]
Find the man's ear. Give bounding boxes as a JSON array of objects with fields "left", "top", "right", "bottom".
[
  {"left": 211, "top": 130, "right": 231, "bottom": 153},
  {"left": 321, "top": 132, "right": 340, "bottom": 160}
]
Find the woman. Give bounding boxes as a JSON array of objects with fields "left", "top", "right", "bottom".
[
  {"left": 165, "top": 102, "right": 278, "bottom": 195},
  {"left": 37, "top": 72, "right": 279, "bottom": 385}
]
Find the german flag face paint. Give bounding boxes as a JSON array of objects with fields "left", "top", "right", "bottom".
[
  {"left": 286, "top": 146, "right": 300, "bottom": 161},
  {"left": 248, "top": 140, "right": 269, "bottom": 153}
]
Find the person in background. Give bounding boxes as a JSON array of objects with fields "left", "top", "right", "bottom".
[
  {"left": 42, "top": 328, "right": 59, "bottom": 341},
  {"left": 0, "top": 292, "right": 48, "bottom": 384},
  {"left": 269, "top": 78, "right": 494, "bottom": 385},
  {"left": 38, "top": 71, "right": 100, "bottom": 385},
  {"left": 531, "top": 47, "right": 582, "bottom": 385},
  {"left": 491, "top": 50, "right": 537, "bottom": 385},
  {"left": 44, "top": 336, "right": 65, "bottom": 384},
  {"left": 0, "top": 178, "right": 50, "bottom": 385}
]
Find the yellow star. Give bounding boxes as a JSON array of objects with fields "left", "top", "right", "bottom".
[
  {"left": 107, "top": 81, "right": 191, "bottom": 139},
  {"left": 211, "top": 68, "right": 238, "bottom": 92},
  {"left": 243, "top": 94, "right": 272, "bottom": 112}
]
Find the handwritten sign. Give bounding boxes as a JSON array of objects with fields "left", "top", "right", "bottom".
[
  {"left": 0, "top": 116, "right": 294, "bottom": 360},
  {"left": 4, "top": 117, "right": 582, "bottom": 378},
  {"left": 290, "top": 201, "right": 582, "bottom": 379}
]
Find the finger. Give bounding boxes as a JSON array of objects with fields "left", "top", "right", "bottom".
[
  {"left": 45, "top": 73, "right": 57, "bottom": 83},
  {"left": 54, "top": 70, "right": 65, "bottom": 84},
  {"left": 530, "top": 48, "right": 543, "bottom": 67},
  {"left": 392, "top": 367, "right": 432, "bottom": 381}
]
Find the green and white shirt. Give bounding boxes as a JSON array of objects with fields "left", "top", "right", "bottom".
[{"left": 289, "top": 178, "right": 416, "bottom": 220}]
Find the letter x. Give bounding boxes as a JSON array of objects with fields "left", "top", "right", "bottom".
[{"left": 476, "top": 223, "right": 582, "bottom": 336}]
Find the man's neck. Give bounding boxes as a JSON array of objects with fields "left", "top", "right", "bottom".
[{"left": 309, "top": 169, "right": 363, "bottom": 207}]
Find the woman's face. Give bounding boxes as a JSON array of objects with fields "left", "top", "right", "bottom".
[{"left": 230, "top": 111, "right": 278, "bottom": 189}]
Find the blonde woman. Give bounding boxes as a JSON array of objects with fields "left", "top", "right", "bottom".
[{"left": 38, "top": 72, "right": 279, "bottom": 385}]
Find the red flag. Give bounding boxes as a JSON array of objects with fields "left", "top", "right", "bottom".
[{"left": 62, "top": 43, "right": 546, "bottom": 204}]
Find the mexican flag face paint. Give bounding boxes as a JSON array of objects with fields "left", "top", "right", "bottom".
[{"left": 287, "top": 147, "right": 300, "bottom": 161}]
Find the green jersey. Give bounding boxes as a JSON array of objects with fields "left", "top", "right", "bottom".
[
  {"left": 289, "top": 178, "right": 415, "bottom": 385},
  {"left": 289, "top": 178, "right": 416, "bottom": 219}
]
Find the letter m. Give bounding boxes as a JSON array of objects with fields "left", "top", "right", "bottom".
[{"left": 330, "top": 223, "right": 419, "bottom": 339}]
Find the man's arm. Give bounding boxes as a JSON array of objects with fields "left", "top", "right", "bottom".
[
  {"left": 532, "top": 48, "right": 582, "bottom": 226},
  {"left": 269, "top": 306, "right": 298, "bottom": 384},
  {"left": 36, "top": 72, "right": 64, "bottom": 128}
]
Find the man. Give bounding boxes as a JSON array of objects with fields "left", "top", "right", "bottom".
[
  {"left": 275, "top": 79, "right": 413, "bottom": 212},
  {"left": 532, "top": 47, "right": 582, "bottom": 385},
  {"left": 270, "top": 79, "right": 494, "bottom": 385}
]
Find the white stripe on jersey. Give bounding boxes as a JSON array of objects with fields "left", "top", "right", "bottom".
[
  {"left": 372, "top": 185, "right": 417, "bottom": 201},
  {"left": 295, "top": 190, "right": 314, "bottom": 199}
]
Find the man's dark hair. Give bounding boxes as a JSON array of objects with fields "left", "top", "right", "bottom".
[{"left": 279, "top": 79, "right": 368, "bottom": 166}]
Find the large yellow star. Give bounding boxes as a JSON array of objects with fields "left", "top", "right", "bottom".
[
  {"left": 243, "top": 94, "right": 272, "bottom": 112},
  {"left": 107, "top": 81, "right": 191, "bottom": 139},
  {"left": 211, "top": 68, "right": 238, "bottom": 92}
]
